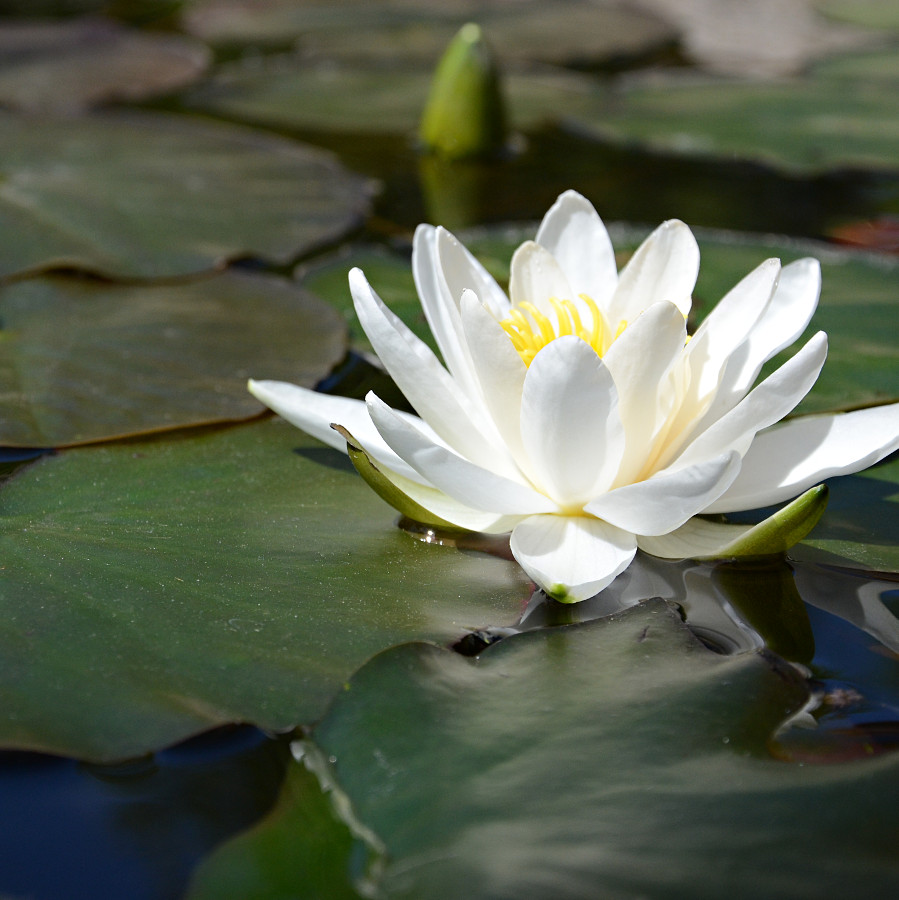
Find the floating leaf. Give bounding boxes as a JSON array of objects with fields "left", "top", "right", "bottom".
[
  {"left": 791, "top": 452, "right": 899, "bottom": 572},
  {"left": 0, "top": 270, "right": 347, "bottom": 447},
  {"left": 184, "top": 55, "right": 595, "bottom": 137},
  {"left": 0, "top": 418, "right": 531, "bottom": 761},
  {"left": 0, "top": 110, "right": 371, "bottom": 279},
  {"left": 815, "top": 0, "right": 899, "bottom": 31},
  {"left": 0, "top": 17, "right": 210, "bottom": 113},
  {"left": 567, "top": 49, "right": 899, "bottom": 174},
  {"left": 303, "top": 603, "right": 899, "bottom": 898},
  {"left": 181, "top": 0, "right": 674, "bottom": 68},
  {"left": 186, "top": 755, "right": 363, "bottom": 900}
]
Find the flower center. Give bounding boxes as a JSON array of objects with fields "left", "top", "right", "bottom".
[{"left": 499, "top": 295, "right": 626, "bottom": 366}]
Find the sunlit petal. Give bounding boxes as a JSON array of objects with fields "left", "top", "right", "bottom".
[
  {"left": 585, "top": 450, "right": 741, "bottom": 535},
  {"left": 707, "top": 402, "right": 899, "bottom": 513},
  {"left": 609, "top": 219, "right": 699, "bottom": 324},
  {"left": 520, "top": 335, "right": 624, "bottom": 505},
  {"left": 509, "top": 240, "right": 574, "bottom": 319},
  {"left": 534, "top": 189, "right": 618, "bottom": 305},
  {"left": 367, "top": 393, "right": 557, "bottom": 516},
  {"left": 510, "top": 514, "right": 637, "bottom": 602}
]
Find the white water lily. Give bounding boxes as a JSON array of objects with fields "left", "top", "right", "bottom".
[{"left": 250, "top": 191, "right": 899, "bottom": 602}]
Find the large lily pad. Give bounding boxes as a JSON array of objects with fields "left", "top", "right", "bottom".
[
  {"left": 568, "top": 49, "right": 899, "bottom": 175},
  {"left": 181, "top": 0, "right": 674, "bottom": 67},
  {"left": 304, "top": 603, "right": 899, "bottom": 898},
  {"left": 0, "top": 17, "right": 210, "bottom": 113},
  {"left": 0, "top": 110, "right": 371, "bottom": 280},
  {"left": 0, "top": 270, "right": 347, "bottom": 447},
  {"left": 193, "top": 602, "right": 895, "bottom": 897},
  {"left": 184, "top": 56, "right": 596, "bottom": 137},
  {"left": 816, "top": 0, "right": 899, "bottom": 31},
  {"left": 298, "top": 225, "right": 899, "bottom": 415},
  {"left": 0, "top": 417, "right": 531, "bottom": 762}
]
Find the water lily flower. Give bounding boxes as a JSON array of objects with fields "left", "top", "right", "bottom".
[{"left": 250, "top": 191, "right": 899, "bottom": 602}]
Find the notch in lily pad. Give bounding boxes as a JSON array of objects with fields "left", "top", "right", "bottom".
[{"left": 419, "top": 23, "right": 509, "bottom": 160}]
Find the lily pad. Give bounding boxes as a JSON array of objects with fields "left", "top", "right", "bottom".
[
  {"left": 567, "top": 49, "right": 899, "bottom": 174},
  {"left": 0, "top": 269, "right": 347, "bottom": 447},
  {"left": 0, "top": 110, "right": 371, "bottom": 280},
  {"left": 816, "top": 0, "right": 899, "bottom": 31},
  {"left": 0, "top": 17, "right": 210, "bottom": 113},
  {"left": 181, "top": 0, "right": 674, "bottom": 68},
  {"left": 186, "top": 759, "right": 362, "bottom": 900},
  {"left": 0, "top": 417, "right": 531, "bottom": 762},
  {"left": 790, "top": 452, "right": 899, "bottom": 572},
  {"left": 298, "top": 225, "right": 899, "bottom": 415},
  {"left": 184, "top": 56, "right": 596, "bottom": 137},
  {"left": 303, "top": 603, "right": 899, "bottom": 898},
  {"left": 185, "top": 599, "right": 899, "bottom": 896}
]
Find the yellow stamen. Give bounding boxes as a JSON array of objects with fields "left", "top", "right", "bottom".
[{"left": 499, "top": 293, "right": 627, "bottom": 366}]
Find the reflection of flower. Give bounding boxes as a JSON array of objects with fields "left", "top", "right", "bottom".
[{"left": 250, "top": 191, "right": 899, "bottom": 602}]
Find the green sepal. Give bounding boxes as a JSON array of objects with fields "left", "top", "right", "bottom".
[
  {"left": 709, "top": 484, "right": 829, "bottom": 559},
  {"left": 333, "top": 425, "right": 467, "bottom": 533},
  {"left": 419, "top": 23, "right": 508, "bottom": 160}
]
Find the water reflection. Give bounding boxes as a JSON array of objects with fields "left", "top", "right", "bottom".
[{"left": 0, "top": 726, "right": 290, "bottom": 900}]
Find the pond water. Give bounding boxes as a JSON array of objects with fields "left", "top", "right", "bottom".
[{"left": 1, "top": 1, "right": 899, "bottom": 898}]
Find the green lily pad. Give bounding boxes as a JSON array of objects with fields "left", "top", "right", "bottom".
[
  {"left": 299, "top": 225, "right": 899, "bottom": 415},
  {"left": 0, "top": 417, "right": 531, "bottom": 762},
  {"left": 0, "top": 17, "right": 210, "bottom": 113},
  {"left": 790, "top": 453, "right": 899, "bottom": 572},
  {"left": 186, "top": 758, "right": 363, "bottom": 900},
  {"left": 185, "top": 605, "right": 899, "bottom": 896},
  {"left": 567, "top": 49, "right": 899, "bottom": 174},
  {"left": 0, "top": 110, "right": 371, "bottom": 280},
  {"left": 184, "top": 56, "right": 595, "bottom": 137},
  {"left": 303, "top": 603, "right": 899, "bottom": 898},
  {"left": 181, "top": 0, "right": 674, "bottom": 67},
  {"left": 816, "top": 0, "right": 899, "bottom": 31},
  {"left": 0, "top": 270, "right": 347, "bottom": 447}
]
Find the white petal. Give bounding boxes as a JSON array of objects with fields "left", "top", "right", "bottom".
[
  {"left": 367, "top": 394, "right": 557, "bottom": 516},
  {"left": 351, "top": 267, "right": 516, "bottom": 476},
  {"left": 534, "top": 190, "right": 618, "bottom": 306},
  {"left": 460, "top": 290, "right": 530, "bottom": 467},
  {"left": 248, "top": 379, "right": 420, "bottom": 482},
  {"left": 699, "top": 257, "right": 822, "bottom": 428},
  {"left": 706, "top": 402, "right": 899, "bottom": 513},
  {"left": 637, "top": 517, "right": 753, "bottom": 559},
  {"left": 520, "top": 335, "right": 625, "bottom": 506},
  {"left": 585, "top": 450, "right": 742, "bottom": 536},
  {"left": 509, "top": 240, "right": 574, "bottom": 318},
  {"left": 434, "top": 226, "right": 510, "bottom": 320},
  {"left": 510, "top": 514, "right": 637, "bottom": 602},
  {"left": 412, "top": 225, "right": 471, "bottom": 384},
  {"left": 371, "top": 461, "right": 522, "bottom": 534},
  {"left": 670, "top": 331, "right": 828, "bottom": 471},
  {"left": 601, "top": 301, "right": 688, "bottom": 484},
  {"left": 608, "top": 219, "right": 699, "bottom": 325},
  {"left": 683, "top": 258, "right": 780, "bottom": 408}
]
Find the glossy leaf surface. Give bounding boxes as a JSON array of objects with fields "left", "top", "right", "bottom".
[
  {"left": 0, "top": 111, "right": 371, "bottom": 279},
  {"left": 0, "top": 418, "right": 531, "bottom": 761},
  {"left": 0, "top": 270, "right": 347, "bottom": 447}
]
